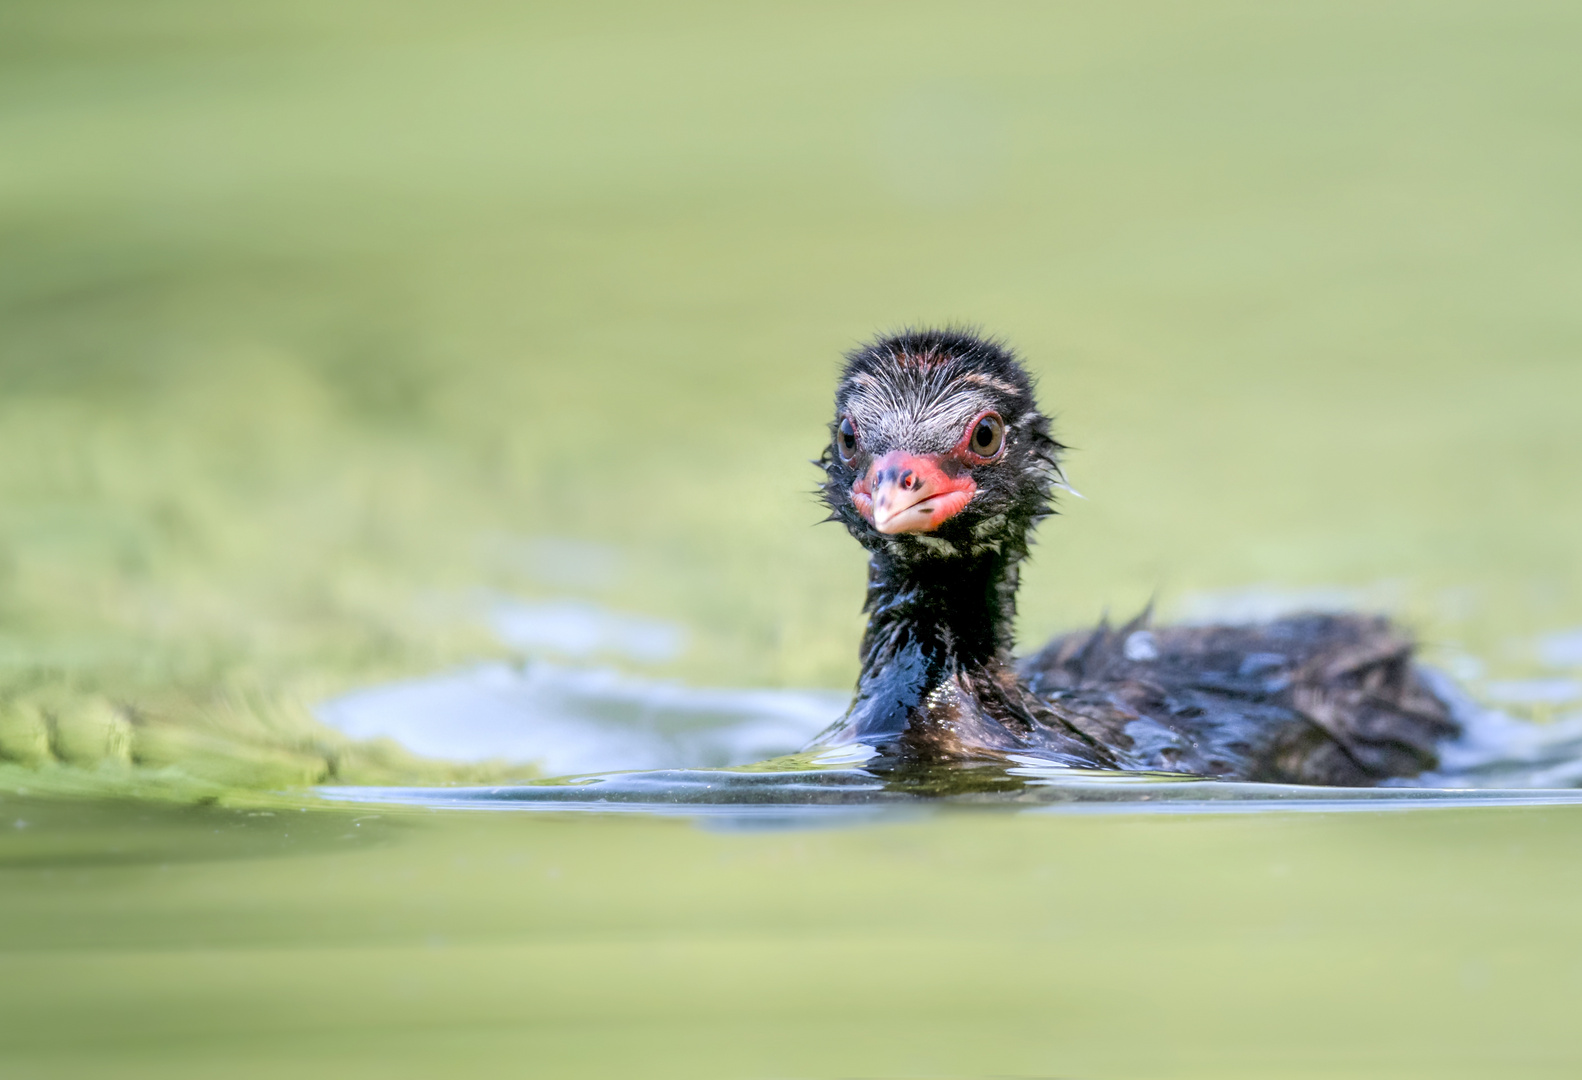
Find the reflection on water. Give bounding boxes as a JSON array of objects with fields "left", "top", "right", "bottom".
[
  {"left": 315, "top": 597, "right": 845, "bottom": 775},
  {"left": 320, "top": 767, "right": 1582, "bottom": 823},
  {"left": 1419, "top": 671, "right": 1582, "bottom": 788},
  {"left": 317, "top": 647, "right": 1582, "bottom": 819},
  {"left": 316, "top": 659, "right": 844, "bottom": 776}
]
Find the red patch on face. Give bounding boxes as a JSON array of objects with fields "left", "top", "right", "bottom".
[{"left": 853, "top": 451, "right": 978, "bottom": 534}]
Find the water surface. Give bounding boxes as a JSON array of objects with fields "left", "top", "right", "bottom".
[
  {"left": 314, "top": 623, "right": 1582, "bottom": 821},
  {"left": 7, "top": 793, "right": 1582, "bottom": 1079}
]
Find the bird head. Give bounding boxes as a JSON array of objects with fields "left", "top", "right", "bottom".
[{"left": 820, "top": 329, "right": 1068, "bottom": 559}]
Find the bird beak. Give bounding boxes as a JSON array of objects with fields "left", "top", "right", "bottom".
[{"left": 853, "top": 451, "right": 977, "bottom": 534}]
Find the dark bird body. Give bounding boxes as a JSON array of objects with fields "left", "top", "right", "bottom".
[{"left": 815, "top": 328, "right": 1458, "bottom": 785}]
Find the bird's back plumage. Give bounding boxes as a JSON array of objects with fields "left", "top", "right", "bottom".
[{"left": 1022, "top": 611, "right": 1458, "bottom": 785}]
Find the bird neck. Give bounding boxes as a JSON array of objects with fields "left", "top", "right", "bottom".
[
  {"left": 824, "top": 544, "right": 1028, "bottom": 753},
  {"left": 859, "top": 546, "right": 1022, "bottom": 673},
  {"left": 814, "top": 536, "right": 1116, "bottom": 769}
]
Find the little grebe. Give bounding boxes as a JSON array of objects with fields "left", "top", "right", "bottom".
[{"left": 815, "top": 328, "right": 1458, "bottom": 785}]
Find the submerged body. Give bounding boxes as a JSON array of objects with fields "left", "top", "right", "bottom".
[{"left": 815, "top": 329, "right": 1458, "bottom": 785}]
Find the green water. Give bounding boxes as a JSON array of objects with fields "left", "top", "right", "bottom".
[
  {"left": 4, "top": 1, "right": 1582, "bottom": 1074},
  {"left": 6, "top": 795, "right": 1582, "bottom": 1078}
]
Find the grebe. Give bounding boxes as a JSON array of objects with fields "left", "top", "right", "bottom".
[{"left": 815, "top": 328, "right": 1457, "bottom": 785}]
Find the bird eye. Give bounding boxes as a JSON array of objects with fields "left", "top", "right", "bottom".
[
  {"left": 836, "top": 416, "right": 859, "bottom": 465},
  {"left": 968, "top": 413, "right": 1005, "bottom": 459}
]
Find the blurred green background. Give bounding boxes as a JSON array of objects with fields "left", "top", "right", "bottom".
[{"left": 2, "top": 0, "right": 1580, "bottom": 789}]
